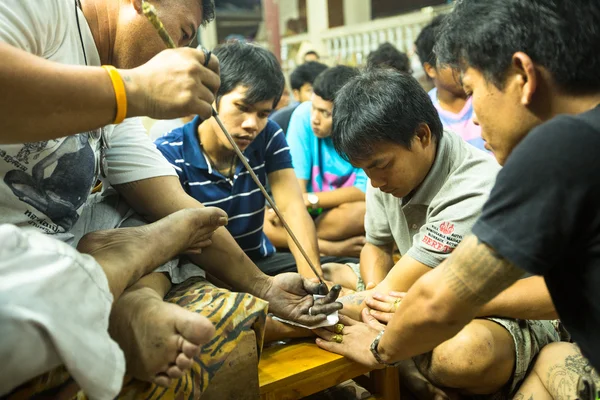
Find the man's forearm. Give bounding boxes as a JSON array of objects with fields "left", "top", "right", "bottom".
[
  {"left": 115, "top": 177, "right": 271, "bottom": 296},
  {"left": 0, "top": 43, "right": 116, "bottom": 143},
  {"left": 316, "top": 187, "right": 365, "bottom": 210},
  {"left": 377, "top": 235, "right": 524, "bottom": 363},
  {"left": 283, "top": 204, "right": 322, "bottom": 279},
  {"left": 360, "top": 242, "right": 394, "bottom": 285},
  {"left": 477, "top": 276, "right": 557, "bottom": 320}
]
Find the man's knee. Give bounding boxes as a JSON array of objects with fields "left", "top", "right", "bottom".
[
  {"left": 421, "top": 321, "right": 515, "bottom": 391},
  {"left": 316, "top": 201, "right": 366, "bottom": 240}
]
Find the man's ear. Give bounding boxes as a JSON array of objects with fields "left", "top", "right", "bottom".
[
  {"left": 292, "top": 89, "right": 301, "bottom": 102},
  {"left": 415, "top": 123, "right": 433, "bottom": 149},
  {"left": 511, "top": 52, "right": 538, "bottom": 106},
  {"left": 424, "top": 63, "right": 436, "bottom": 80}
]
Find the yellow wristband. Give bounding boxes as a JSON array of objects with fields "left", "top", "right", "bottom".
[{"left": 102, "top": 65, "right": 127, "bottom": 124}]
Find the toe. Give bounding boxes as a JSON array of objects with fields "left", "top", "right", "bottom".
[
  {"left": 176, "top": 353, "right": 194, "bottom": 370},
  {"left": 175, "top": 309, "right": 215, "bottom": 348},
  {"left": 153, "top": 374, "right": 172, "bottom": 388},
  {"left": 180, "top": 337, "right": 200, "bottom": 358},
  {"left": 167, "top": 365, "right": 184, "bottom": 379}
]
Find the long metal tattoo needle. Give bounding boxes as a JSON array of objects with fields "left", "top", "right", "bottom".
[{"left": 142, "top": 2, "right": 326, "bottom": 286}]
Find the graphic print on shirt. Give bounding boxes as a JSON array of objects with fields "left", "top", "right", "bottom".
[
  {"left": 422, "top": 221, "right": 463, "bottom": 253},
  {"left": 2, "top": 133, "right": 97, "bottom": 233}
]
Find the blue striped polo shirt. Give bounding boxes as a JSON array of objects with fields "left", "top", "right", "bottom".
[{"left": 155, "top": 116, "right": 292, "bottom": 260}]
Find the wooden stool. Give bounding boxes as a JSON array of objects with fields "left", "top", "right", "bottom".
[{"left": 258, "top": 340, "right": 400, "bottom": 400}]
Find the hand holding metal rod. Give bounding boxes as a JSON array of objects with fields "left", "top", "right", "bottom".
[{"left": 142, "top": 1, "right": 326, "bottom": 286}]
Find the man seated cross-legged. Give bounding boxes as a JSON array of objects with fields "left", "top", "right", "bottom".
[
  {"left": 269, "top": 66, "right": 368, "bottom": 260},
  {"left": 156, "top": 41, "right": 357, "bottom": 279},
  {"left": 321, "top": 69, "right": 564, "bottom": 399}
]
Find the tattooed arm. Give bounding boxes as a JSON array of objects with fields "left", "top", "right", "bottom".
[
  {"left": 375, "top": 235, "right": 525, "bottom": 364},
  {"left": 339, "top": 291, "right": 371, "bottom": 320}
]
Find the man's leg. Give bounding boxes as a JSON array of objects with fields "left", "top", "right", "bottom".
[
  {"left": 315, "top": 201, "right": 366, "bottom": 241},
  {"left": 513, "top": 342, "right": 600, "bottom": 400},
  {"left": 414, "top": 320, "right": 516, "bottom": 395}
]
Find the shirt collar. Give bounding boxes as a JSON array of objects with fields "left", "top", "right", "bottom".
[
  {"left": 405, "top": 131, "right": 454, "bottom": 206},
  {"left": 182, "top": 116, "right": 211, "bottom": 170}
]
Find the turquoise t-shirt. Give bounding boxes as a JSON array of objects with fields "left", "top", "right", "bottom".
[{"left": 286, "top": 101, "right": 367, "bottom": 194}]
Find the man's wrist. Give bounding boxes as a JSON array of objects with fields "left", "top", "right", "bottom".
[
  {"left": 118, "top": 69, "right": 141, "bottom": 118},
  {"left": 252, "top": 274, "right": 274, "bottom": 300},
  {"left": 371, "top": 331, "right": 399, "bottom": 366}
]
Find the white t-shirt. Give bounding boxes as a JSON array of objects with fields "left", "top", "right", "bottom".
[{"left": 0, "top": 0, "right": 176, "bottom": 235}]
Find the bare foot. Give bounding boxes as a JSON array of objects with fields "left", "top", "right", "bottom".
[
  {"left": 77, "top": 207, "right": 228, "bottom": 299},
  {"left": 109, "top": 285, "right": 215, "bottom": 387}
]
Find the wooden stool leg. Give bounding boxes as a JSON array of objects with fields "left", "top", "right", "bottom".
[{"left": 370, "top": 367, "right": 400, "bottom": 400}]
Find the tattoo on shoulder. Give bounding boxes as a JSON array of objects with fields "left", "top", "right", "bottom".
[{"left": 442, "top": 235, "right": 524, "bottom": 305}]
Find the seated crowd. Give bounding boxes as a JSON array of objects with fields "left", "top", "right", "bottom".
[{"left": 2, "top": 0, "right": 600, "bottom": 399}]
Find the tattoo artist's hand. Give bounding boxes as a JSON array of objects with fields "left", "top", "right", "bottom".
[
  {"left": 364, "top": 291, "right": 406, "bottom": 324},
  {"left": 123, "top": 47, "right": 220, "bottom": 120},
  {"left": 314, "top": 313, "right": 384, "bottom": 369},
  {"left": 263, "top": 273, "right": 343, "bottom": 325}
]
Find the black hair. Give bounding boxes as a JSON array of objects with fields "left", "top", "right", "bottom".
[
  {"left": 332, "top": 69, "right": 443, "bottom": 161},
  {"left": 366, "top": 42, "right": 412, "bottom": 74},
  {"left": 304, "top": 50, "right": 319, "bottom": 58},
  {"left": 201, "top": 0, "right": 215, "bottom": 25},
  {"left": 435, "top": 0, "right": 600, "bottom": 93},
  {"left": 213, "top": 41, "right": 285, "bottom": 108},
  {"left": 290, "top": 61, "right": 329, "bottom": 91},
  {"left": 312, "top": 65, "right": 359, "bottom": 102},
  {"left": 414, "top": 15, "right": 445, "bottom": 68}
]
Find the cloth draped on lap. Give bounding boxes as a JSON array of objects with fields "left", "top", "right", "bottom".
[{"left": 8, "top": 277, "right": 268, "bottom": 400}]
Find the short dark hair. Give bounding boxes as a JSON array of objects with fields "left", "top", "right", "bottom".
[
  {"left": 366, "top": 42, "right": 412, "bottom": 74},
  {"left": 304, "top": 50, "right": 319, "bottom": 58},
  {"left": 290, "top": 61, "right": 329, "bottom": 91},
  {"left": 435, "top": 0, "right": 600, "bottom": 93},
  {"left": 414, "top": 15, "right": 445, "bottom": 68},
  {"left": 332, "top": 69, "right": 443, "bottom": 161},
  {"left": 213, "top": 41, "right": 285, "bottom": 108},
  {"left": 312, "top": 65, "right": 359, "bottom": 102},
  {"left": 201, "top": 0, "right": 216, "bottom": 25}
]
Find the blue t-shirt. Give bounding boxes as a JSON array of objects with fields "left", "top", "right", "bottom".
[
  {"left": 286, "top": 102, "right": 367, "bottom": 194},
  {"left": 155, "top": 117, "right": 292, "bottom": 260}
]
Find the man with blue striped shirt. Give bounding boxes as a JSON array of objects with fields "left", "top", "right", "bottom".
[{"left": 156, "top": 41, "right": 325, "bottom": 278}]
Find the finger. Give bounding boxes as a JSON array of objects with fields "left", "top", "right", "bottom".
[
  {"left": 371, "top": 292, "right": 401, "bottom": 305},
  {"left": 192, "top": 83, "right": 216, "bottom": 107},
  {"left": 388, "top": 291, "right": 406, "bottom": 299},
  {"left": 302, "top": 277, "right": 325, "bottom": 296},
  {"left": 193, "top": 239, "right": 213, "bottom": 248},
  {"left": 298, "top": 302, "right": 343, "bottom": 322},
  {"left": 316, "top": 284, "right": 341, "bottom": 304},
  {"left": 366, "top": 308, "right": 393, "bottom": 324},
  {"left": 337, "top": 314, "right": 360, "bottom": 326},
  {"left": 315, "top": 337, "right": 347, "bottom": 355},
  {"left": 365, "top": 282, "right": 377, "bottom": 290},
  {"left": 362, "top": 307, "right": 387, "bottom": 329},
  {"left": 365, "top": 297, "right": 395, "bottom": 313},
  {"left": 192, "top": 99, "right": 214, "bottom": 121},
  {"left": 313, "top": 327, "right": 336, "bottom": 341}
]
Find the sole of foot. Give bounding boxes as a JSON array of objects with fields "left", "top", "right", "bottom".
[{"left": 110, "top": 287, "right": 215, "bottom": 387}]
